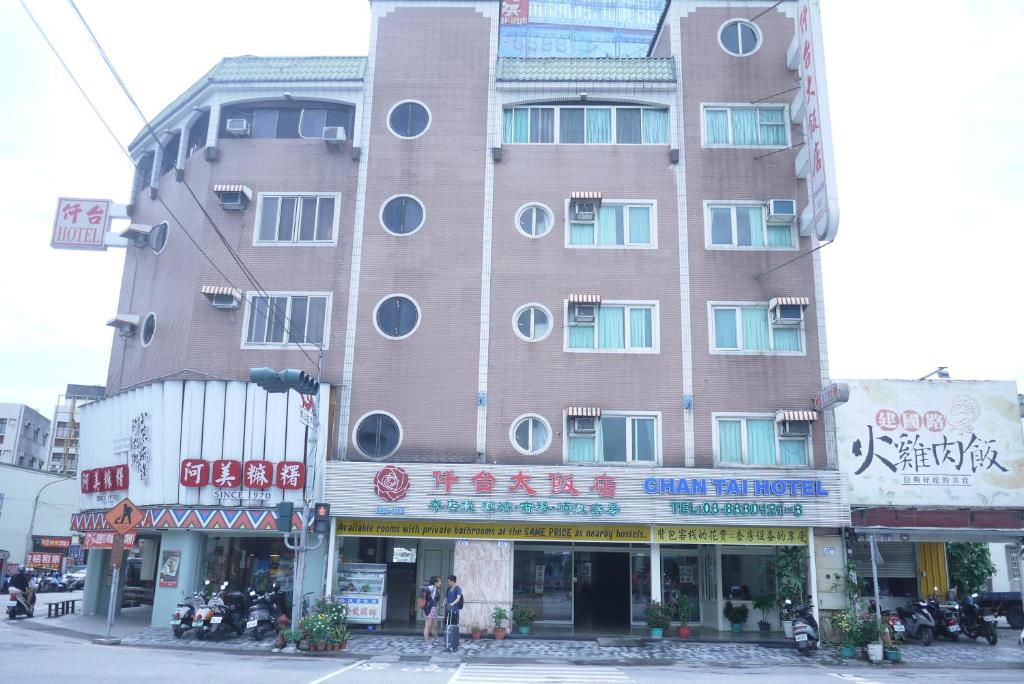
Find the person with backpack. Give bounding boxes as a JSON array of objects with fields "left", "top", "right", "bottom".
[
  {"left": 443, "top": 574, "right": 464, "bottom": 652},
  {"left": 421, "top": 575, "right": 441, "bottom": 642}
]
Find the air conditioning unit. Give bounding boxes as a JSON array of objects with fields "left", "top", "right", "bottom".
[
  {"left": 225, "top": 118, "right": 251, "bottom": 136},
  {"left": 572, "top": 303, "right": 596, "bottom": 323},
  {"left": 767, "top": 199, "right": 797, "bottom": 223},
  {"left": 210, "top": 294, "right": 239, "bottom": 310},
  {"left": 779, "top": 420, "right": 810, "bottom": 436},
  {"left": 571, "top": 201, "right": 597, "bottom": 221},
  {"left": 323, "top": 126, "right": 347, "bottom": 143},
  {"left": 770, "top": 304, "right": 803, "bottom": 325},
  {"left": 218, "top": 191, "right": 247, "bottom": 211},
  {"left": 570, "top": 416, "right": 597, "bottom": 434}
]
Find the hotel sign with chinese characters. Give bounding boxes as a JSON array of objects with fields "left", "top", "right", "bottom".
[
  {"left": 179, "top": 459, "right": 306, "bottom": 500},
  {"left": 51, "top": 197, "right": 112, "bottom": 250},
  {"left": 323, "top": 463, "right": 850, "bottom": 528}
]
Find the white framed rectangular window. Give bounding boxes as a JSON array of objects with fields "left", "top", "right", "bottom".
[
  {"left": 566, "top": 200, "right": 656, "bottom": 249},
  {"left": 504, "top": 105, "right": 670, "bottom": 145},
  {"left": 565, "top": 301, "right": 659, "bottom": 353},
  {"left": 242, "top": 292, "right": 331, "bottom": 349},
  {"left": 709, "top": 302, "right": 803, "bottom": 355},
  {"left": 253, "top": 193, "right": 341, "bottom": 245},
  {"left": 713, "top": 413, "right": 810, "bottom": 468},
  {"left": 565, "top": 411, "right": 661, "bottom": 465},
  {"left": 705, "top": 203, "right": 796, "bottom": 250},
  {"left": 703, "top": 105, "right": 788, "bottom": 147}
]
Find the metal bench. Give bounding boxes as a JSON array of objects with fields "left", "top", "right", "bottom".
[{"left": 46, "top": 599, "right": 78, "bottom": 618}]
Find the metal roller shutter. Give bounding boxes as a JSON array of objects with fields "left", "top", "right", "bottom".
[{"left": 852, "top": 542, "right": 917, "bottom": 578}]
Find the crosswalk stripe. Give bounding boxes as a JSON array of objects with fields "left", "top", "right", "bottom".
[{"left": 449, "top": 663, "right": 631, "bottom": 684}]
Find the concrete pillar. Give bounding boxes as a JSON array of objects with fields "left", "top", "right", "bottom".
[
  {"left": 149, "top": 531, "right": 203, "bottom": 628},
  {"left": 453, "top": 539, "right": 512, "bottom": 634},
  {"left": 82, "top": 548, "right": 107, "bottom": 616},
  {"left": 205, "top": 102, "right": 221, "bottom": 161}
]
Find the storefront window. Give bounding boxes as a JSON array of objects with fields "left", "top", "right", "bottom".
[
  {"left": 201, "top": 536, "right": 295, "bottom": 595},
  {"left": 662, "top": 553, "right": 701, "bottom": 622},
  {"left": 630, "top": 551, "right": 651, "bottom": 623},
  {"left": 721, "top": 550, "right": 775, "bottom": 600},
  {"left": 513, "top": 546, "right": 573, "bottom": 622}
]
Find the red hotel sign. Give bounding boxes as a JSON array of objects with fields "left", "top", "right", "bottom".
[
  {"left": 180, "top": 459, "right": 305, "bottom": 491},
  {"left": 51, "top": 197, "right": 111, "bottom": 250},
  {"left": 81, "top": 465, "right": 129, "bottom": 493}
]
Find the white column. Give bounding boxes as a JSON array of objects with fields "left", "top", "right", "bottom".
[
  {"left": 807, "top": 527, "right": 820, "bottom": 624},
  {"left": 325, "top": 524, "right": 338, "bottom": 598},
  {"left": 206, "top": 102, "right": 221, "bottom": 149},
  {"left": 651, "top": 540, "right": 662, "bottom": 604}
]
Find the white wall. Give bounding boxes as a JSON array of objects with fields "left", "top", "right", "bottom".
[{"left": 0, "top": 463, "right": 77, "bottom": 564}]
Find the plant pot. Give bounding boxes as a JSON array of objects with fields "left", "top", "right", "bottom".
[
  {"left": 838, "top": 645, "right": 857, "bottom": 659},
  {"left": 471, "top": 631, "right": 482, "bottom": 640},
  {"left": 649, "top": 627, "right": 664, "bottom": 638},
  {"left": 298, "top": 640, "right": 310, "bottom": 651},
  {"left": 730, "top": 623, "right": 743, "bottom": 634},
  {"left": 677, "top": 626, "right": 691, "bottom": 638},
  {"left": 494, "top": 628, "right": 507, "bottom": 641},
  {"left": 338, "top": 641, "right": 348, "bottom": 651},
  {"left": 782, "top": 620, "right": 793, "bottom": 637},
  {"left": 758, "top": 622, "right": 771, "bottom": 633},
  {"left": 884, "top": 648, "right": 901, "bottom": 663},
  {"left": 867, "top": 643, "right": 884, "bottom": 663},
  {"left": 518, "top": 625, "right": 530, "bottom": 635}
]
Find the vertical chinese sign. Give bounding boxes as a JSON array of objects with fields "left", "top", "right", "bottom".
[
  {"left": 51, "top": 198, "right": 111, "bottom": 250},
  {"left": 501, "top": 0, "right": 529, "bottom": 25},
  {"left": 796, "top": 0, "right": 839, "bottom": 242}
]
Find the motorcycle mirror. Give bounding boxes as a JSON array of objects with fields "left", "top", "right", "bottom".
[
  {"left": 971, "top": 593, "right": 978, "bottom": 599},
  {"left": 204, "top": 580, "right": 210, "bottom": 585},
  {"left": 249, "top": 591, "right": 256, "bottom": 596},
  {"left": 784, "top": 599, "right": 792, "bottom": 605},
  {"left": 222, "top": 581, "right": 229, "bottom": 589}
]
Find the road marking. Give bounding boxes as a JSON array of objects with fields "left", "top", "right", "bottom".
[
  {"left": 449, "top": 664, "right": 631, "bottom": 684},
  {"left": 307, "top": 660, "right": 367, "bottom": 684},
  {"left": 826, "top": 674, "right": 881, "bottom": 684}
]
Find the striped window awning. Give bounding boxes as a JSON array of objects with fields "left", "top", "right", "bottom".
[
  {"left": 567, "top": 407, "right": 602, "bottom": 418},
  {"left": 775, "top": 410, "right": 819, "bottom": 422},
  {"left": 570, "top": 191, "right": 602, "bottom": 200},
  {"left": 769, "top": 296, "right": 810, "bottom": 309},
  {"left": 568, "top": 294, "right": 601, "bottom": 304},
  {"left": 105, "top": 313, "right": 139, "bottom": 328},
  {"left": 212, "top": 184, "right": 253, "bottom": 200},
  {"left": 201, "top": 285, "right": 241, "bottom": 300}
]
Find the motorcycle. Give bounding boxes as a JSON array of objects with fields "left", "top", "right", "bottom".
[
  {"left": 196, "top": 582, "right": 247, "bottom": 640},
  {"left": 958, "top": 592, "right": 998, "bottom": 645},
  {"left": 246, "top": 583, "right": 285, "bottom": 641},
  {"left": 868, "top": 598, "right": 906, "bottom": 643},
  {"left": 39, "top": 576, "right": 67, "bottom": 593},
  {"left": 896, "top": 600, "right": 935, "bottom": 646},
  {"left": 192, "top": 580, "right": 216, "bottom": 639},
  {"left": 170, "top": 590, "right": 208, "bottom": 638},
  {"left": 6, "top": 587, "right": 36, "bottom": 619},
  {"left": 785, "top": 599, "right": 819, "bottom": 654},
  {"left": 925, "top": 597, "right": 960, "bottom": 642}
]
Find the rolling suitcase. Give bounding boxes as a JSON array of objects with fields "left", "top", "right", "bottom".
[{"left": 444, "top": 610, "right": 460, "bottom": 652}]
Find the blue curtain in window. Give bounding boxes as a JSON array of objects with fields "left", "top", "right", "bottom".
[
  {"left": 632, "top": 418, "right": 656, "bottom": 461},
  {"left": 741, "top": 308, "right": 770, "bottom": 351},
  {"left": 503, "top": 109, "right": 513, "bottom": 143},
  {"left": 568, "top": 325, "right": 594, "bottom": 349},
  {"left": 629, "top": 308, "right": 652, "bottom": 349},
  {"left": 598, "top": 206, "right": 619, "bottom": 246},
  {"left": 710, "top": 207, "right": 734, "bottom": 245},
  {"left": 598, "top": 306, "right": 625, "bottom": 349},
  {"left": 758, "top": 108, "right": 787, "bottom": 146},
  {"left": 732, "top": 108, "right": 758, "bottom": 145},
  {"left": 570, "top": 222, "right": 594, "bottom": 245},
  {"left": 714, "top": 309, "right": 738, "bottom": 348},
  {"left": 587, "top": 109, "right": 612, "bottom": 143},
  {"left": 513, "top": 108, "right": 529, "bottom": 143},
  {"left": 773, "top": 327, "right": 800, "bottom": 352},
  {"left": 747, "top": 419, "right": 776, "bottom": 465},
  {"left": 767, "top": 224, "right": 793, "bottom": 247},
  {"left": 718, "top": 420, "right": 742, "bottom": 462},
  {"left": 628, "top": 206, "right": 651, "bottom": 244},
  {"left": 642, "top": 109, "right": 669, "bottom": 144},
  {"left": 568, "top": 436, "right": 595, "bottom": 462},
  {"left": 705, "top": 109, "right": 728, "bottom": 144},
  {"left": 780, "top": 440, "right": 807, "bottom": 466}
]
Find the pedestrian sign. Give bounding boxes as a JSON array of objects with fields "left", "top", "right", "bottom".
[{"left": 104, "top": 498, "right": 141, "bottom": 536}]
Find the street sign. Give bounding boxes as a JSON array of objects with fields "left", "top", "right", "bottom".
[
  {"left": 813, "top": 382, "right": 850, "bottom": 411},
  {"left": 104, "top": 497, "right": 141, "bottom": 537}
]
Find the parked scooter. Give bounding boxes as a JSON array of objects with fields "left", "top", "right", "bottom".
[
  {"left": 784, "top": 599, "right": 819, "bottom": 654},
  {"left": 925, "top": 597, "right": 960, "bottom": 641},
  {"left": 958, "top": 592, "right": 997, "bottom": 645},
  {"left": 246, "top": 583, "right": 285, "bottom": 641},
  {"left": 896, "top": 600, "right": 936, "bottom": 646},
  {"left": 198, "top": 582, "right": 247, "bottom": 640},
  {"left": 868, "top": 598, "right": 906, "bottom": 643},
  {"left": 170, "top": 590, "right": 208, "bottom": 638},
  {"left": 6, "top": 587, "right": 36, "bottom": 619}
]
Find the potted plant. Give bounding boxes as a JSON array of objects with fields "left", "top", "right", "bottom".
[
  {"left": 675, "top": 595, "right": 692, "bottom": 638},
  {"left": 645, "top": 600, "right": 670, "bottom": 638},
  {"left": 834, "top": 609, "right": 858, "bottom": 659},
  {"left": 753, "top": 595, "right": 775, "bottom": 633},
  {"left": 333, "top": 625, "right": 350, "bottom": 650},
  {"left": 860, "top": 618, "right": 885, "bottom": 663},
  {"left": 723, "top": 600, "right": 748, "bottom": 633},
  {"left": 775, "top": 547, "right": 808, "bottom": 637},
  {"left": 491, "top": 606, "right": 509, "bottom": 640},
  {"left": 512, "top": 605, "right": 538, "bottom": 635},
  {"left": 470, "top": 623, "right": 483, "bottom": 640},
  {"left": 283, "top": 627, "right": 303, "bottom": 648}
]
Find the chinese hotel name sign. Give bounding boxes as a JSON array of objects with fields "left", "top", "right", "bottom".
[
  {"left": 179, "top": 459, "right": 307, "bottom": 500},
  {"left": 834, "top": 380, "right": 1024, "bottom": 506}
]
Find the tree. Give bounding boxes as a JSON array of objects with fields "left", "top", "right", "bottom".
[{"left": 947, "top": 543, "right": 996, "bottom": 595}]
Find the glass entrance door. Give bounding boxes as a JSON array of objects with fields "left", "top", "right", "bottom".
[
  {"left": 574, "top": 550, "right": 631, "bottom": 632},
  {"left": 513, "top": 546, "right": 573, "bottom": 622},
  {"left": 662, "top": 553, "right": 701, "bottom": 622}
]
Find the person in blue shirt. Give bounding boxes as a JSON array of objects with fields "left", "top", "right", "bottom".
[{"left": 445, "top": 574, "right": 464, "bottom": 625}]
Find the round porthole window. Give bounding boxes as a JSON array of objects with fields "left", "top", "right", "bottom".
[
  {"left": 354, "top": 412, "right": 402, "bottom": 460},
  {"left": 141, "top": 312, "right": 156, "bottom": 347},
  {"left": 374, "top": 295, "right": 421, "bottom": 340},
  {"left": 388, "top": 101, "right": 430, "bottom": 139},
  {"left": 510, "top": 414, "right": 551, "bottom": 456},
  {"left": 516, "top": 203, "right": 552, "bottom": 238},
  {"left": 513, "top": 304, "right": 552, "bottom": 342},
  {"left": 381, "top": 195, "right": 425, "bottom": 235},
  {"left": 150, "top": 222, "right": 168, "bottom": 254},
  {"left": 719, "top": 20, "right": 761, "bottom": 56}
]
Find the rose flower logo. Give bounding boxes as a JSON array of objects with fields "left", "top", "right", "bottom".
[{"left": 374, "top": 465, "right": 411, "bottom": 502}]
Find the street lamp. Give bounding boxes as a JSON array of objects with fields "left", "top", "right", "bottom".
[
  {"left": 918, "top": 366, "right": 950, "bottom": 381},
  {"left": 25, "top": 475, "right": 74, "bottom": 566}
]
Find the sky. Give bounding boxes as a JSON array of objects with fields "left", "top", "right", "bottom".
[{"left": 0, "top": 0, "right": 1022, "bottom": 418}]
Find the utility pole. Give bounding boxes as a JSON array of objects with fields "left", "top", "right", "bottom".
[{"left": 26, "top": 475, "right": 74, "bottom": 564}]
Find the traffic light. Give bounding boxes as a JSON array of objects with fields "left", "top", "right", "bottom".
[
  {"left": 312, "top": 502, "right": 331, "bottom": 535},
  {"left": 251, "top": 367, "right": 289, "bottom": 393},
  {"left": 275, "top": 501, "right": 294, "bottom": 532},
  {"left": 250, "top": 367, "right": 319, "bottom": 395}
]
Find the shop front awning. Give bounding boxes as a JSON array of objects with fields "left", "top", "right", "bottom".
[
  {"left": 568, "top": 294, "right": 601, "bottom": 304},
  {"left": 775, "top": 410, "right": 819, "bottom": 422},
  {"left": 854, "top": 526, "right": 1024, "bottom": 543}
]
